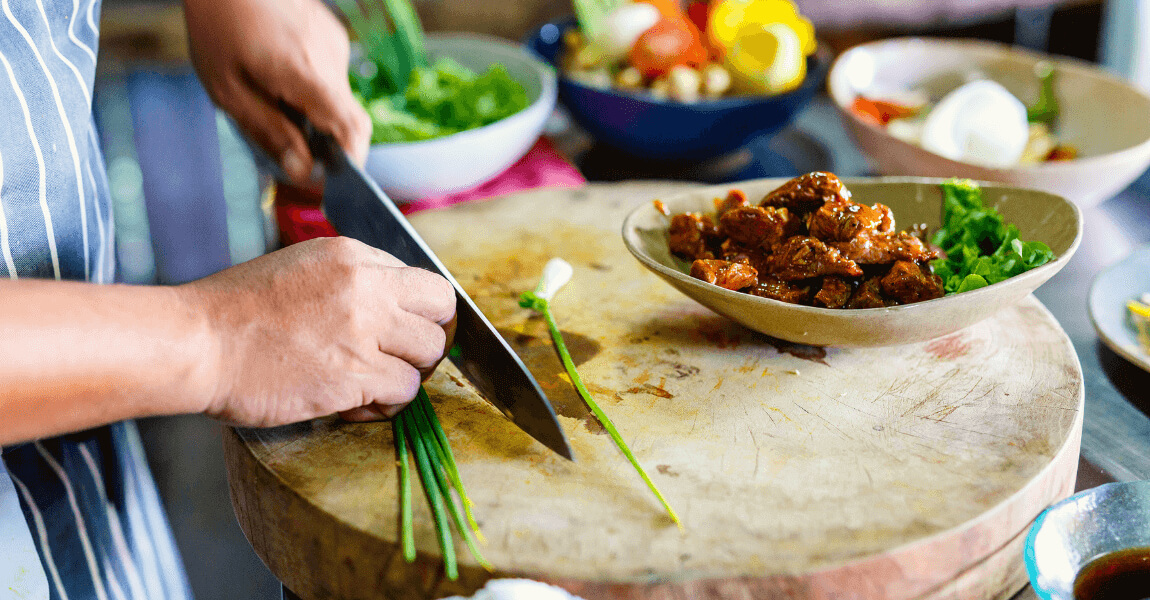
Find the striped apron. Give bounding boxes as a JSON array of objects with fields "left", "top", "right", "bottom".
[{"left": 0, "top": 0, "right": 193, "bottom": 597}]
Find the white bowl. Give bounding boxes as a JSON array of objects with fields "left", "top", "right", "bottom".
[
  {"left": 828, "top": 37, "right": 1150, "bottom": 208},
  {"left": 363, "top": 33, "right": 558, "bottom": 203}
]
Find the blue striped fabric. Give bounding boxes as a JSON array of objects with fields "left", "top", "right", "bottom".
[{"left": 0, "top": 0, "right": 193, "bottom": 597}]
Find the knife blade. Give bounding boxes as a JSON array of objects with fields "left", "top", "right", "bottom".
[{"left": 300, "top": 123, "right": 574, "bottom": 461}]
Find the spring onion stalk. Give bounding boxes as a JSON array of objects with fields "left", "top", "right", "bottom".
[
  {"left": 408, "top": 399, "right": 491, "bottom": 570},
  {"left": 335, "top": 0, "right": 428, "bottom": 96},
  {"left": 519, "top": 258, "right": 682, "bottom": 529},
  {"left": 402, "top": 408, "right": 458, "bottom": 580},
  {"left": 413, "top": 391, "right": 485, "bottom": 543},
  {"left": 393, "top": 387, "right": 489, "bottom": 579},
  {"left": 393, "top": 417, "right": 415, "bottom": 562}
]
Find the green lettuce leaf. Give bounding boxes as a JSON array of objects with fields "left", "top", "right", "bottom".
[{"left": 930, "top": 179, "right": 1056, "bottom": 294}]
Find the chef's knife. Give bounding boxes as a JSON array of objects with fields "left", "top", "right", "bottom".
[{"left": 298, "top": 122, "right": 574, "bottom": 461}]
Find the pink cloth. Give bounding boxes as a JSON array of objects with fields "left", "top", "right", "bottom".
[
  {"left": 400, "top": 137, "right": 586, "bottom": 215},
  {"left": 275, "top": 137, "right": 585, "bottom": 245}
]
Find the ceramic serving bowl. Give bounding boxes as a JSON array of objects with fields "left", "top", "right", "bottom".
[
  {"left": 827, "top": 37, "right": 1150, "bottom": 208},
  {"left": 526, "top": 19, "right": 829, "bottom": 162},
  {"left": 1025, "top": 481, "right": 1150, "bottom": 599},
  {"left": 621, "top": 177, "right": 1081, "bottom": 347},
  {"left": 363, "top": 33, "right": 557, "bottom": 203}
]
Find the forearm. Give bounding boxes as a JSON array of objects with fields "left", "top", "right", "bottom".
[{"left": 0, "top": 280, "right": 217, "bottom": 445}]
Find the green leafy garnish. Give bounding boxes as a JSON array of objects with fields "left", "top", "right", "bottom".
[
  {"left": 394, "top": 387, "right": 490, "bottom": 580},
  {"left": 931, "top": 179, "right": 1056, "bottom": 294},
  {"left": 337, "top": 0, "right": 530, "bottom": 144},
  {"left": 1027, "top": 62, "right": 1059, "bottom": 126},
  {"left": 520, "top": 260, "right": 682, "bottom": 529}
]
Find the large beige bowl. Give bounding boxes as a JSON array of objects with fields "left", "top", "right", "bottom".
[
  {"left": 621, "top": 177, "right": 1081, "bottom": 347},
  {"left": 827, "top": 37, "right": 1150, "bottom": 208}
]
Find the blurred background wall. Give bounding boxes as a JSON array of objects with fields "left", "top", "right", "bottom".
[{"left": 92, "top": 0, "right": 1138, "bottom": 598}]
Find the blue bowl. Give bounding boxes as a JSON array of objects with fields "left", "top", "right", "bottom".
[{"left": 525, "top": 19, "right": 829, "bottom": 162}]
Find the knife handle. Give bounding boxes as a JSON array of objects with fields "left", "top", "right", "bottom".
[{"left": 277, "top": 101, "right": 340, "bottom": 170}]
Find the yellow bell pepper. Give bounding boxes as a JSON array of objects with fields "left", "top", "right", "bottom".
[
  {"left": 725, "top": 21, "right": 806, "bottom": 95},
  {"left": 707, "top": 0, "right": 816, "bottom": 57}
]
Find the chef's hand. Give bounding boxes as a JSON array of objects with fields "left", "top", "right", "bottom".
[
  {"left": 180, "top": 237, "right": 456, "bottom": 426},
  {"left": 184, "top": 0, "right": 371, "bottom": 185}
]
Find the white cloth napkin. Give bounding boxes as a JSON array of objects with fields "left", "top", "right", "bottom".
[{"left": 440, "top": 579, "right": 586, "bottom": 600}]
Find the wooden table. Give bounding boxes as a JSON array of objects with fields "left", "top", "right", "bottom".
[{"left": 226, "top": 182, "right": 1084, "bottom": 600}]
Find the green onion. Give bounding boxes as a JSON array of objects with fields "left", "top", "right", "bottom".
[
  {"left": 393, "top": 386, "right": 489, "bottom": 579},
  {"left": 335, "top": 0, "right": 428, "bottom": 97},
  {"left": 393, "top": 417, "right": 415, "bottom": 561},
  {"left": 402, "top": 407, "right": 457, "bottom": 580},
  {"left": 413, "top": 391, "right": 485, "bottom": 543},
  {"left": 520, "top": 259, "right": 682, "bottom": 530}
]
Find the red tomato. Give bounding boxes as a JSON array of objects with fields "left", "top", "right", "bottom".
[
  {"left": 628, "top": 18, "right": 709, "bottom": 78},
  {"left": 686, "top": 0, "right": 711, "bottom": 35}
]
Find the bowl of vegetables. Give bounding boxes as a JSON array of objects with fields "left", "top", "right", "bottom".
[
  {"left": 622, "top": 173, "right": 1082, "bottom": 347},
  {"left": 526, "top": 0, "right": 829, "bottom": 162},
  {"left": 827, "top": 37, "right": 1150, "bottom": 208},
  {"left": 345, "top": 0, "right": 557, "bottom": 202}
]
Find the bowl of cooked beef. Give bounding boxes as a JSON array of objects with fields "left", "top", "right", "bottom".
[{"left": 621, "top": 172, "right": 1081, "bottom": 347}]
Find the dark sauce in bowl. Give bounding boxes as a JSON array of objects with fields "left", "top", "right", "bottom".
[{"left": 1074, "top": 547, "right": 1150, "bottom": 600}]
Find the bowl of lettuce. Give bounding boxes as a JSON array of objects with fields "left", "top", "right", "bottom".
[{"left": 352, "top": 33, "right": 557, "bottom": 202}]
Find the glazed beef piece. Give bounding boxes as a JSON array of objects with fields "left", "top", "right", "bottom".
[
  {"left": 765, "top": 236, "right": 863, "bottom": 280},
  {"left": 844, "top": 276, "right": 888, "bottom": 309},
  {"left": 664, "top": 172, "right": 951, "bottom": 309},
  {"left": 669, "top": 213, "right": 720, "bottom": 260},
  {"left": 813, "top": 277, "right": 852, "bottom": 308},
  {"left": 714, "top": 189, "right": 750, "bottom": 217},
  {"left": 880, "top": 261, "right": 944, "bottom": 305},
  {"left": 750, "top": 276, "right": 811, "bottom": 304},
  {"left": 832, "top": 231, "right": 940, "bottom": 265},
  {"left": 719, "top": 206, "right": 801, "bottom": 248},
  {"left": 806, "top": 198, "right": 887, "bottom": 242},
  {"left": 690, "top": 259, "right": 758, "bottom": 291},
  {"left": 760, "top": 172, "right": 850, "bottom": 214},
  {"left": 720, "top": 241, "right": 773, "bottom": 276}
]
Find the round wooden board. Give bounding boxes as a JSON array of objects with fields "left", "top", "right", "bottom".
[{"left": 224, "top": 182, "right": 1084, "bottom": 600}]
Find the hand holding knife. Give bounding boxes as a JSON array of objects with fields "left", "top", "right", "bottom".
[{"left": 285, "top": 109, "right": 574, "bottom": 461}]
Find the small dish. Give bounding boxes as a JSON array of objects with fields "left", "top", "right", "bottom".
[
  {"left": 827, "top": 37, "right": 1150, "bottom": 208},
  {"left": 1089, "top": 246, "right": 1150, "bottom": 373},
  {"left": 1026, "top": 480, "right": 1150, "bottom": 599},
  {"left": 525, "top": 19, "right": 829, "bottom": 162},
  {"left": 363, "top": 33, "right": 557, "bottom": 202},
  {"left": 621, "top": 177, "right": 1082, "bottom": 347}
]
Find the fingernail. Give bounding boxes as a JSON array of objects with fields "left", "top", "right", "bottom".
[{"left": 282, "top": 149, "right": 305, "bottom": 181}]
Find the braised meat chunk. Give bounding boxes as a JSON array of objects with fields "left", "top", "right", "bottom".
[
  {"left": 719, "top": 205, "right": 801, "bottom": 248},
  {"left": 880, "top": 261, "right": 944, "bottom": 305},
  {"left": 750, "top": 276, "right": 811, "bottom": 304},
  {"left": 714, "top": 189, "right": 750, "bottom": 217},
  {"left": 690, "top": 259, "right": 758, "bottom": 291},
  {"left": 844, "top": 277, "right": 888, "bottom": 309},
  {"left": 832, "top": 231, "right": 940, "bottom": 265},
  {"left": 806, "top": 198, "right": 886, "bottom": 242},
  {"left": 813, "top": 277, "right": 852, "bottom": 308},
  {"left": 668, "top": 172, "right": 950, "bottom": 310},
  {"left": 766, "top": 236, "right": 863, "bottom": 280},
  {"left": 669, "top": 213, "right": 719, "bottom": 260},
  {"left": 760, "top": 171, "right": 850, "bottom": 214}
]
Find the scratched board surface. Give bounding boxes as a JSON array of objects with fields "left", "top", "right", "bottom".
[{"left": 224, "top": 182, "right": 1084, "bottom": 600}]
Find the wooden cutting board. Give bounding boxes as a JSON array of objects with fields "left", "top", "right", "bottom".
[{"left": 224, "top": 182, "right": 1084, "bottom": 600}]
